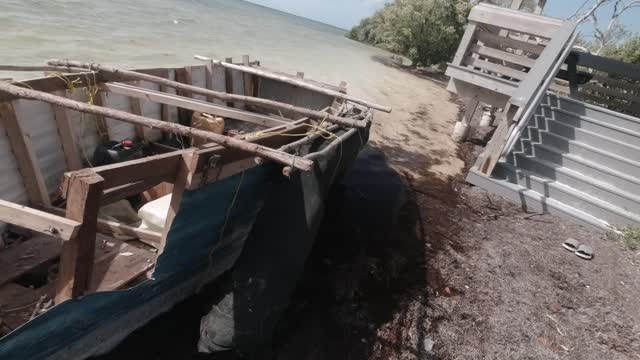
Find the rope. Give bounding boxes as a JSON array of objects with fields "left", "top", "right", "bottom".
[{"left": 207, "top": 170, "right": 246, "bottom": 268}]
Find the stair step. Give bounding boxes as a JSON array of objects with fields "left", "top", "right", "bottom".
[
  {"left": 540, "top": 104, "right": 640, "bottom": 147},
  {"left": 518, "top": 142, "right": 640, "bottom": 194},
  {"left": 496, "top": 163, "right": 640, "bottom": 228},
  {"left": 523, "top": 126, "right": 640, "bottom": 178},
  {"left": 543, "top": 93, "right": 640, "bottom": 134},
  {"left": 508, "top": 152, "right": 640, "bottom": 214},
  {"left": 467, "top": 168, "right": 610, "bottom": 230},
  {"left": 537, "top": 116, "right": 640, "bottom": 160}
]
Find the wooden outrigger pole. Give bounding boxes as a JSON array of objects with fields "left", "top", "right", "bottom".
[
  {"left": 0, "top": 82, "right": 314, "bottom": 172},
  {"left": 46, "top": 60, "right": 371, "bottom": 129},
  {"left": 193, "top": 55, "right": 393, "bottom": 113}
]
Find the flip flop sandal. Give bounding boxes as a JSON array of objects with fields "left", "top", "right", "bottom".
[
  {"left": 562, "top": 238, "right": 580, "bottom": 252},
  {"left": 575, "top": 245, "right": 594, "bottom": 260}
]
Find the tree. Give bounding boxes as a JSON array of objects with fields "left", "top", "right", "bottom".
[
  {"left": 603, "top": 35, "right": 640, "bottom": 63},
  {"left": 347, "top": 0, "right": 472, "bottom": 67},
  {"left": 570, "top": 0, "right": 640, "bottom": 54}
]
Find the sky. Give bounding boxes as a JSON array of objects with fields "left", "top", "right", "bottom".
[{"left": 245, "top": 0, "right": 640, "bottom": 35}]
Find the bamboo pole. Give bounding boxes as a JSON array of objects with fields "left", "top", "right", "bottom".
[
  {"left": 0, "top": 65, "right": 86, "bottom": 73},
  {"left": 282, "top": 128, "right": 359, "bottom": 177},
  {"left": 194, "top": 55, "right": 392, "bottom": 113},
  {"left": 0, "top": 82, "right": 314, "bottom": 172},
  {"left": 47, "top": 60, "right": 368, "bottom": 129}
]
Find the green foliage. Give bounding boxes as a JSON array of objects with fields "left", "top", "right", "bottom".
[
  {"left": 347, "top": 0, "right": 472, "bottom": 67},
  {"left": 607, "top": 226, "right": 640, "bottom": 251},
  {"left": 603, "top": 36, "right": 640, "bottom": 64}
]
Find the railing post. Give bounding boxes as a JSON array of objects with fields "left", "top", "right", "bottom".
[
  {"left": 567, "top": 53, "right": 579, "bottom": 99},
  {"left": 55, "top": 170, "right": 104, "bottom": 304}
]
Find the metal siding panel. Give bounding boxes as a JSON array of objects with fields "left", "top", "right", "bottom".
[
  {"left": 139, "top": 81, "right": 163, "bottom": 141},
  {"left": 102, "top": 93, "right": 136, "bottom": 141},
  {"left": 67, "top": 90, "right": 100, "bottom": 164},
  {"left": 0, "top": 125, "right": 28, "bottom": 205},
  {"left": 13, "top": 99, "right": 67, "bottom": 193}
]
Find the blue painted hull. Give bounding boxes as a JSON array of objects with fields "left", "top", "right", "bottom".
[{"left": 0, "top": 126, "right": 369, "bottom": 359}]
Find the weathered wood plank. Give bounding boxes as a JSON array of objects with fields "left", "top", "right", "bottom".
[
  {"left": 469, "top": 3, "right": 562, "bottom": 39},
  {"left": 471, "top": 44, "right": 536, "bottom": 68},
  {"left": 475, "top": 31, "right": 545, "bottom": 56},
  {"left": 0, "top": 102, "right": 51, "bottom": 206},
  {"left": 56, "top": 172, "right": 104, "bottom": 303},
  {"left": 160, "top": 151, "right": 199, "bottom": 252},
  {"left": 0, "top": 199, "right": 80, "bottom": 241},
  {"left": 465, "top": 57, "right": 528, "bottom": 81},
  {"left": 445, "top": 64, "right": 518, "bottom": 96},
  {"left": 0, "top": 234, "right": 62, "bottom": 287},
  {"left": 62, "top": 151, "right": 185, "bottom": 191},
  {"left": 43, "top": 206, "right": 162, "bottom": 248}
]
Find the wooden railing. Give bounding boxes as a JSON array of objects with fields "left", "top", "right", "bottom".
[
  {"left": 561, "top": 51, "right": 640, "bottom": 118},
  {"left": 445, "top": 3, "right": 577, "bottom": 175}
]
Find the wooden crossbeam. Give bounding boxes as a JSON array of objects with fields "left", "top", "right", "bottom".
[
  {"left": 0, "top": 199, "right": 80, "bottom": 241},
  {"left": 194, "top": 55, "right": 392, "bottom": 113},
  {"left": 0, "top": 82, "right": 315, "bottom": 172}
]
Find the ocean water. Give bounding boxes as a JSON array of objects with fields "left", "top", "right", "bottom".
[{"left": 0, "top": 0, "right": 396, "bottom": 98}]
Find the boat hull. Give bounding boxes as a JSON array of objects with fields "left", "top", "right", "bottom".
[{"left": 0, "top": 126, "right": 369, "bottom": 359}]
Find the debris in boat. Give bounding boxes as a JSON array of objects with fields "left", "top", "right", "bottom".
[
  {"left": 29, "top": 295, "right": 49, "bottom": 320},
  {"left": 192, "top": 112, "right": 224, "bottom": 147}
]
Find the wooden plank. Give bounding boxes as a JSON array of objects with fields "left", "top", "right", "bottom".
[
  {"left": 469, "top": 3, "right": 562, "bottom": 39},
  {"left": 445, "top": 64, "right": 518, "bottom": 96},
  {"left": 451, "top": 23, "right": 479, "bottom": 66},
  {"left": 471, "top": 44, "right": 536, "bottom": 68},
  {"left": 55, "top": 172, "right": 104, "bottom": 303},
  {"left": 96, "top": 219, "right": 162, "bottom": 248},
  {"left": 225, "top": 57, "right": 234, "bottom": 108},
  {"left": 475, "top": 31, "right": 545, "bottom": 56},
  {"left": 128, "top": 81, "right": 146, "bottom": 139},
  {"left": 161, "top": 70, "right": 174, "bottom": 123},
  {"left": 52, "top": 90, "right": 83, "bottom": 171},
  {"left": 101, "top": 176, "right": 167, "bottom": 205},
  {"left": 478, "top": 105, "right": 520, "bottom": 175},
  {"left": 447, "top": 79, "right": 511, "bottom": 108},
  {"left": 0, "top": 234, "right": 62, "bottom": 287},
  {"left": 205, "top": 60, "right": 215, "bottom": 103},
  {"left": 160, "top": 151, "right": 199, "bottom": 252},
  {"left": 44, "top": 206, "right": 162, "bottom": 248},
  {"left": 0, "top": 199, "right": 80, "bottom": 241},
  {"left": 89, "top": 240, "right": 155, "bottom": 291},
  {"left": 242, "top": 55, "right": 254, "bottom": 98},
  {"left": 62, "top": 151, "right": 185, "bottom": 191},
  {"left": 101, "top": 82, "right": 288, "bottom": 128},
  {"left": 574, "top": 51, "right": 640, "bottom": 82},
  {"left": 0, "top": 234, "right": 155, "bottom": 329},
  {"left": 0, "top": 102, "right": 51, "bottom": 206},
  {"left": 465, "top": 57, "right": 527, "bottom": 81}
]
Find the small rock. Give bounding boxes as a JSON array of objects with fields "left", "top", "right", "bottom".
[
  {"left": 423, "top": 337, "right": 434, "bottom": 353},
  {"left": 549, "top": 303, "right": 562, "bottom": 313}
]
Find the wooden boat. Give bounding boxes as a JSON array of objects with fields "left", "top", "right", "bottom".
[{"left": 0, "top": 57, "right": 386, "bottom": 359}]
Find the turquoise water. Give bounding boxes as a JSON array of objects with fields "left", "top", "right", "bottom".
[{"left": 0, "top": 0, "right": 396, "bottom": 97}]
